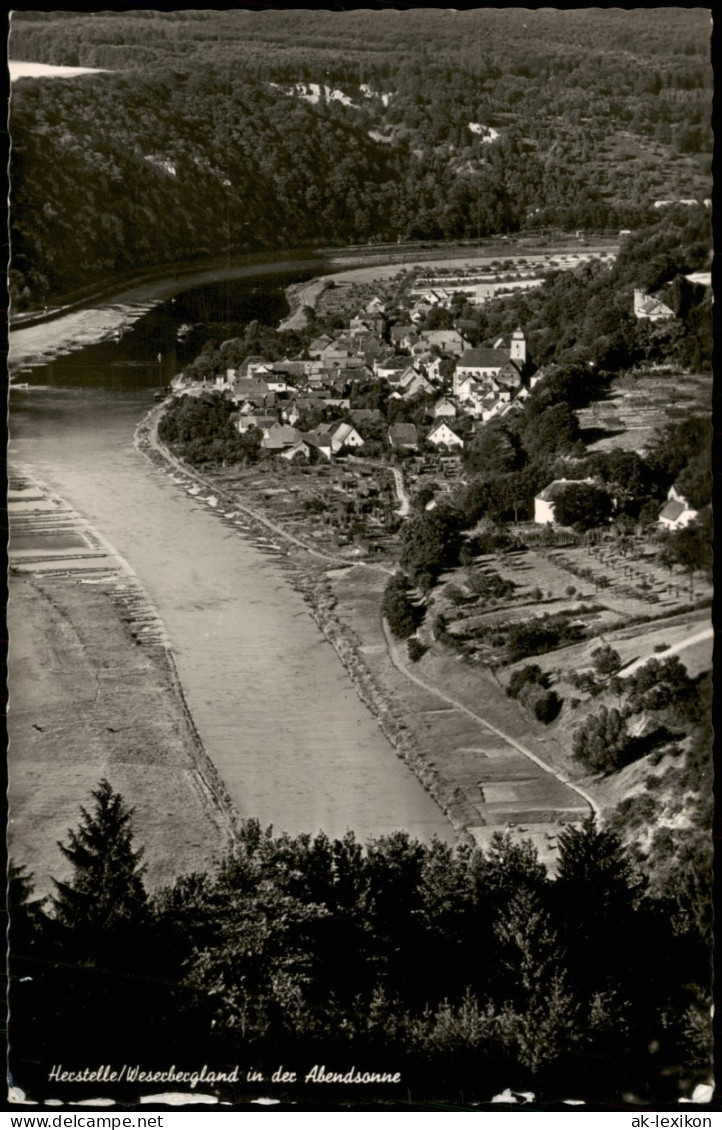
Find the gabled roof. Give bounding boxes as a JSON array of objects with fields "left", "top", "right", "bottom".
[
  {"left": 536, "top": 478, "right": 587, "bottom": 502},
  {"left": 428, "top": 420, "right": 462, "bottom": 439},
  {"left": 659, "top": 499, "right": 690, "bottom": 522},
  {"left": 264, "top": 424, "right": 300, "bottom": 446},
  {"left": 433, "top": 397, "right": 457, "bottom": 414},
  {"left": 458, "top": 348, "right": 509, "bottom": 369},
  {"left": 390, "top": 324, "right": 416, "bottom": 341},
  {"left": 237, "top": 355, "right": 269, "bottom": 377},
  {"left": 231, "top": 380, "right": 274, "bottom": 405},
  {"left": 309, "top": 335, "right": 333, "bottom": 351},
  {"left": 388, "top": 422, "right": 418, "bottom": 445},
  {"left": 301, "top": 431, "right": 333, "bottom": 452}
]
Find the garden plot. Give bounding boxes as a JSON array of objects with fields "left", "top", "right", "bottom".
[{"left": 579, "top": 372, "right": 711, "bottom": 454}]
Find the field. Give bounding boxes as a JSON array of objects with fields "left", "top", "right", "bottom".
[
  {"left": 207, "top": 459, "right": 401, "bottom": 561},
  {"left": 578, "top": 370, "right": 712, "bottom": 452}
]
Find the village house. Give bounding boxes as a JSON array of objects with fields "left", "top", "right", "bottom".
[
  {"left": 390, "top": 324, "right": 419, "bottom": 351},
  {"left": 426, "top": 421, "right": 464, "bottom": 449},
  {"left": 319, "top": 338, "right": 357, "bottom": 366},
  {"left": 308, "top": 334, "right": 334, "bottom": 358},
  {"left": 398, "top": 367, "right": 435, "bottom": 399},
  {"left": 262, "top": 423, "right": 301, "bottom": 452},
  {"left": 236, "top": 355, "right": 270, "bottom": 378},
  {"left": 534, "top": 478, "right": 591, "bottom": 524},
  {"left": 234, "top": 412, "right": 277, "bottom": 435},
  {"left": 365, "top": 296, "right": 387, "bottom": 316},
  {"left": 431, "top": 397, "right": 457, "bottom": 419},
  {"left": 658, "top": 484, "right": 698, "bottom": 530},
  {"left": 230, "top": 378, "right": 276, "bottom": 409},
  {"left": 410, "top": 300, "right": 432, "bottom": 324},
  {"left": 280, "top": 439, "right": 311, "bottom": 463},
  {"left": 336, "top": 364, "right": 374, "bottom": 384},
  {"left": 388, "top": 422, "right": 419, "bottom": 452},
  {"left": 374, "top": 355, "right": 413, "bottom": 381},
  {"left": 633, "top": 288, "right": 675, "bottom": 321},
  {"left": 327, "top": 421, "right": 365, "bottom": 453},
  {"left": 456, "top": 373, "right": 482, "bottom": 404},
  {"left": 300, "top": 432, "right": 333, "bottom": 460},
  {"left": 419, "top": 329, "right": 469, "bottom": 356}
]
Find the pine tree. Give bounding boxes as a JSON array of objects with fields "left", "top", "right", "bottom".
[{"left": 51, "top": 779, "right": 148, "bottom": 936}]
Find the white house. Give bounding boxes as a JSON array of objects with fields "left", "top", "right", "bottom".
[
  {"left": 633, "top": 288, "right": 675, "bottom": 321},
  {"left": 398, "top": 368, "right": 435, "bottom": 399},
  {"left": 432, "top": 397, "right": 457, "bottom": 419},
  {"left": 426, "top": 421, "right": 464, "bottom": 449},
  {"left": 280, "top": 440, "right": 311, "bottom": 462},
  {"left": 534, "top": 478, "right": 592, "bottom": 524},
  {"left": 658, "top": 484, "right": 698, "bottom": 530},
  {"left": 329, "top": 422, "right": 365, "bottom": 453}
]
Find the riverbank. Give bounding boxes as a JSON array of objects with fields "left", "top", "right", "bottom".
[
  {"left": 134, "top": 406, "right": 474, "bottom": 843},
  {"left": 139, "top": 407, "right": 599, "bottom": 868},
  {"left": 7, "top": 472, "right": 238, "bottom": 895}
]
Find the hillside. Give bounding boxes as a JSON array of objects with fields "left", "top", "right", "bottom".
[{"left": 9, "top": 8, "right": 712, "bottom": 311}]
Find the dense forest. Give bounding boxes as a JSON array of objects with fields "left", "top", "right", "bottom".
[
  {"left": 9, "top": 8, "right": 712, "bottom": 309},
  {"left": 9, "top": 781, "right": 712, "bottom": 1106}
]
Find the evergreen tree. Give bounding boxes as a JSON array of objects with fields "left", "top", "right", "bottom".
[{"left": 51, "top": 779, "right": 148, "bottom": 938}]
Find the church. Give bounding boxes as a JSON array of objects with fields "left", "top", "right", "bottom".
[{"left": 453, "top": 328, "right": 534, "bottom": 397}]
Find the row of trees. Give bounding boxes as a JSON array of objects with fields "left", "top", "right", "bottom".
[{"left": 9, "top": 781, "right": 712, "bottom": 1104}]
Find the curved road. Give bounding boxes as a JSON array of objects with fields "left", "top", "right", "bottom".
[{"left": 382, "top": 619, "right": 600, "bottom": 821}]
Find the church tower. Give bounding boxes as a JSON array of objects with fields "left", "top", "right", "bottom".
[{"left": 510, "top": 327, "right": 527, "bottom": 365}]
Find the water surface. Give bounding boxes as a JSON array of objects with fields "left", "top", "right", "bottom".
[{"left": 9, "top": 278, "right": 454, "bottom": 844}]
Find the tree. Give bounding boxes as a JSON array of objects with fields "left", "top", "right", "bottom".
[
  {"left": 553, "top": 483, "right": 613, "bottom": 532},
  {"left": 399, "top": 505, "right": 463, "bottom": 588},
  {"left": 667, "top": 516, "right": 713, "bottom": 592},
  {"left": 51, "top": 779, "right": 148, "bottom": 937},
  {"left": 591, "top": 644, "right": 622, "bottom": 677},
  {"left": 493, "top": 888, "right": 577, "bottom": 1075},
  {"left": 553, "top": 817, "right": 649, "bottom": 1019},
  {"left": 572, "top": 706, "right": 631, "bottom": 774},
  {"left": 382, "top": 572, "right": 422, "bottom": 639}
]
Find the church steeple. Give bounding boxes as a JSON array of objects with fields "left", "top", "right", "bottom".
[{"left": 510, "top": 326, "right": 527, "bottom": 365}]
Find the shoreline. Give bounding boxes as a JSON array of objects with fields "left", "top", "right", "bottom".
[
  {"left": 136, "top": 406, "right": 599, "bottom": 863},
  {"left": 7, "top": 470, "right": 239, "bottom": 893},
  {"left": 134, "top": 406, "right": 467, "bottom": 842}
]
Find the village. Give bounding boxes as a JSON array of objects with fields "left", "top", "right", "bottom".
[
  {"left": 165, "top": 249, "right": 707, "bottom": 563},
  {"left": 158, "top": 246, "right": 712, "bottom": 840}
]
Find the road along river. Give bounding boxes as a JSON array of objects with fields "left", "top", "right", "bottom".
[{"left": 8, "top": 273, "right": 455, "bottom": 845}]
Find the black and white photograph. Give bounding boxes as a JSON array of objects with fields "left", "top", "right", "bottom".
[{"left": 5, "top": 6, "right": 714, "bottom": 1114}]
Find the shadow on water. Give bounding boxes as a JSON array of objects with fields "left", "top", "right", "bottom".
[{"left": 17, "top": 268, "right": 316, "bottom": 390}]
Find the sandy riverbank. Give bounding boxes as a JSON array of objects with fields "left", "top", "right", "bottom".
[{"left": 7, "top": 474, "right": 238, "bottom": 895}]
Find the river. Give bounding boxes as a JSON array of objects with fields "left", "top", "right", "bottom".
[{"left": 9, "top": 273, "right": 454, "bottom": 844}]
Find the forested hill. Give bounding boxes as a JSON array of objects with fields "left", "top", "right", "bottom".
[{"left": 9, "top": 9, "right": 712, "bottom": 311}]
